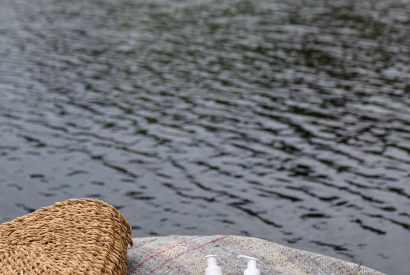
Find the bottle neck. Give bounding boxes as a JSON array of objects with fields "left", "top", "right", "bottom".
[
  {"left": 247, "top": 260, "right": 257, "bottom": 269},
  {"left": 207, "top": 257, "right": 217, "bottom": 267}
]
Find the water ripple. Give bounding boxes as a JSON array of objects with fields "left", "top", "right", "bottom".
[{"left": 1, "top": 0, "right": 410, "bottom": 273}]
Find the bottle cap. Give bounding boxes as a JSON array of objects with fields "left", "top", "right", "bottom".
[
  {"left": 205, "top": 255, "right": 222, "bottom": 275},
  {"left": 238, "top": 255, "right": 261, "bottom": 275}
]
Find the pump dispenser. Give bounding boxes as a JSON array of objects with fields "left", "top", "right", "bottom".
[
  {"left": 205, "top": 255, "right": 222, "bottom": 275},
  {"left": 238, "top": 255, "right": 261, "bottom": 275}
]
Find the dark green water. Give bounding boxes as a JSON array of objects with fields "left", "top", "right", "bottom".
[{"left": 1, "top": 0, "right": 410, "bottom": 273}]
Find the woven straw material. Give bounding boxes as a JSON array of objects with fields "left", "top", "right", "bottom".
[
  {"left": 128, "top": 235, "right": 384, "bottom": 275},
  {"left": 0, "top": 199, "right": 132, "bottom": 275}
]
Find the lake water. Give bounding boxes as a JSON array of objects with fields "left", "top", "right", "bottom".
[{"left": 1, "top": 0, "right": 409, "bottom": 273}]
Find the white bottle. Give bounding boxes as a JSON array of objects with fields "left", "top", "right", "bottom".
[
  {"left": 205, "top": 255, "right": 223, "bottom": 275},
  {"left": 238, "top": 255, "right": 261, "bottom": 275}
]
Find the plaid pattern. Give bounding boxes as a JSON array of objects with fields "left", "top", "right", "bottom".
[{"left": 127, "top": 235, "right": 383, "bottom": 274}]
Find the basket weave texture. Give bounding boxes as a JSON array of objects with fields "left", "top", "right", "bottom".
[{"left": 0, "top": 198, "right": 132, "bottom": 274}]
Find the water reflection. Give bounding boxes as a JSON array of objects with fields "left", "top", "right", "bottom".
[{"left": 0, "top": 0, "right": 409, "bottom": 273}]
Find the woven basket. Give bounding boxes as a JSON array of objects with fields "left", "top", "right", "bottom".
[{"left": 0, "top": 199, "right": 132, "bottom": 274}]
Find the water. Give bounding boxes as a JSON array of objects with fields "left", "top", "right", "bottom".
[{"left": 1, "top": 0, "right": 410, "bottom": 273}]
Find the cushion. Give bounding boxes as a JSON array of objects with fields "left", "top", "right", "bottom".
[{"left": 127, "top": 235, "right": 383, "bottom": 274}]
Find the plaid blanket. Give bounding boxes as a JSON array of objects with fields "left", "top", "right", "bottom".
[{"left": 127, "top": 235, "right": 383, "bottom": 274}]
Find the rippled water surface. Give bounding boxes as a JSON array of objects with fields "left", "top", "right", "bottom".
[{"left": 1, "top": 0, "right": 410, "bottom": 273}]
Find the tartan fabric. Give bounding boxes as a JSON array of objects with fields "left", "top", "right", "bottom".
[{"left": 127, "top": 235, "right": 383, "bottom": 274}]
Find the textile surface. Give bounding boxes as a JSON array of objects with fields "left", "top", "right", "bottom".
[
  {"left": 128, "top": 235, "right": 383, "bottom": 275},
  {"left": 0, "top": 199, "right": 132, "bottom": 274}
]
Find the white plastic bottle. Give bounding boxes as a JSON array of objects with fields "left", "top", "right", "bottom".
[
  {"left": 205, "top": 255, "right": 223, "bottom": 275},
  {"left": 238, "top": 255, "right": 261, "bottom": 275}
]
